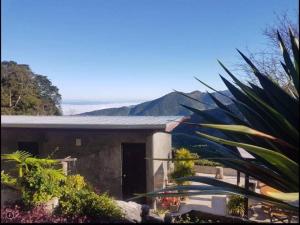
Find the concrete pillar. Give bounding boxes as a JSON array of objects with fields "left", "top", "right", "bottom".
[
  {"left": 61, "top": 161, "right": 68, "bottom": 175},
  {"left": 215, "top": 166, "right": 224, "bottom": 179}
]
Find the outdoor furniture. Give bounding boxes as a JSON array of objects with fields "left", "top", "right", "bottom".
[
  {"left": 261, "top": 202, "right": 296, "bottom": 223},
  {"left": 248, "top": 180, "right": 256, "bottom": 192},
  {"left": 260, "top": 185, "right": 299, "bottom": 223},
  {"left": 169, "top": 210, "right": 255, "bottom": 223},
  {"left": 256, "top": 181, "right": 264, "bottom": 188},
  {"left": 57, "top": 156, "right": 77, "bottom": 175},
  {"left": 236, "top": 147, "right": 256, "bottom": 219}
]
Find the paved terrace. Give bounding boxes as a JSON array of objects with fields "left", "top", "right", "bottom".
[{"left": 171, "top": 173, "right": 299, "bottom": 223}]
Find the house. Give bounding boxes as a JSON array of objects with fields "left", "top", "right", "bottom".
[{"left": 1, "top": 115, "right": 185, "bottom": 205}]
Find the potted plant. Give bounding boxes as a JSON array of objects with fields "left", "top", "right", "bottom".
[
  {"left": 157, "top": 192, "right": 180, "bottom": 213},
  {"left": 227, "top": 195, "right": 245, "bottom": 217}
]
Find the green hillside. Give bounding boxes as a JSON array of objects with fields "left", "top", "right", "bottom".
[{"left": 80, "top": 90, "right": 232, "bottom": 116}]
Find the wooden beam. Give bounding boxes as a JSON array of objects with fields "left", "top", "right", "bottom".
[{"left": 237, "top": 171, "right": 240, "bottom": 186}]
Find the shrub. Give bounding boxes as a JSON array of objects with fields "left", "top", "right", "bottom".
[
  {"left": 64, "top": 174, "right": 87, "bottom": 191},
  {"left": 20, "top": 167, "right": 66, "bottom": 207},
  {"left": 58, "top": 189, "right": 123, "bottom": 220},
  {"left": 227, "top": 195, "right": 245, "bottom": 217},
  {"left": 170, "top": 148, "right": 197, "bottom": 185},
  {"left": 1, "top": 151, "right": 66, "bottom": 207},
  {"left": 1, "top": 203, "right": 91, "bottom": 223},
  {"left": 174, "top": 213, "right": 202, "bottom": 223},
  {"left": 1, "top": 171, "right": 17, "bottom": 186},
  {"left": 1, "top": 152, "right": 124, "bottom": 222}
]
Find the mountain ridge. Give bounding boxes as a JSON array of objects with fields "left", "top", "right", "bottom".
[{"left": 79, "top": 90, "right": 232, "bottom": 116}]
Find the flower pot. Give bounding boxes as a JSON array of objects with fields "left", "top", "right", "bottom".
[
  {"left": 44, "top": 197, "right": 59, "bottom": 214},
  {"left": 169, "top": 202, "right": 180, "bottom": 212}
]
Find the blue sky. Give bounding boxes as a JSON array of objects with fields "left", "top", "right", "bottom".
[{"left": 2, "top": 0, "right": 298, "bottom": 102}]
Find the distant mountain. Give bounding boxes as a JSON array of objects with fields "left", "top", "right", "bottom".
[
  {"left": 172, "top": 103, "right": 242, "bottom": 149},
  {"left": 79, "top": 90, "right": 232, "bottom": 116}
]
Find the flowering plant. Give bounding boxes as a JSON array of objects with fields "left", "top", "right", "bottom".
[
  {"left": 0, "top": 203, "right": 90, "bottom": 223},
  {"left": 157, "top": 192, "right": 180, "bottom": 209}
]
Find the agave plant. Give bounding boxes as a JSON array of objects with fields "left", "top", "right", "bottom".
[{"left": 131, "top": 30, "right": 299, "bottom": 213}]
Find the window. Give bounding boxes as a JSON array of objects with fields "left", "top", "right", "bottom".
[{"left": 17, "top": 142, "right": 39, "bottom": 156}]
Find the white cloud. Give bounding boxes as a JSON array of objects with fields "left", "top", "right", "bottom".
[{"left": 61, "top": 101, "right": 143, "bottom": 115}]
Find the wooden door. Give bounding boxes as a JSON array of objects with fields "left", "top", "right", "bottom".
[{"left": 122, "top": 143, "right": 146, "bottom": 204}]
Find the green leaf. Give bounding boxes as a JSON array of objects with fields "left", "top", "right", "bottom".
[
  {"left": 207, "top": 92, "right": 248, "bottom": 126},
  {"left": 267, "top": 192, "right": 299, "bottom": 202},
  {"left": 236, "top": 80, "right": 298, "bottom": 143},
  {"left": 200, "top": 124, "right": 297, "bottom": 150},
  {"left": 196, "top": 132, "right": 299, "bottom": 185},
  {"left": 278, "top": 31, "right": 299, "bottom": 91},
  {"left": 220, "top": 76, "right": 280, "bottom": 136},
  {"left": 194, "top": 76, "right": 232, "bottom": 99},
  {"left": 130, "top": 177, "right": 298, "bottom": 212},
  {"left": 289, "top": 29, "right": 299, "bottom": 79},
  {"left": 1, "top": 151, "right": 32, "bottom": 163},
  {"left": 176, "top": 176, "right": 298, "bottom": 211},
  {"left": 237, "top": 49, "right": 298, "bottom": 126},
  {"left": 174, "top": 89, "right": 214, "bottom": 108}
]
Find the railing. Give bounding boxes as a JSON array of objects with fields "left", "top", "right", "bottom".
[{"left": 56, "top": 156, "right": 77, "bottom": 175}]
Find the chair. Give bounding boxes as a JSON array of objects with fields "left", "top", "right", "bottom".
[
  {"left": 260, "top": 185, "right": 299, "bottom": 223},
  {"left": 261, "top": 202, "right": 297, "bottom": 223}
]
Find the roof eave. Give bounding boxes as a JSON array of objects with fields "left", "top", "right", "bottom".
[
  {"left": 1, "top": 123, "right": 167, "bottom": 130},
  {"left": 165, "top": 116, "right": 190, "bottom": 132}
]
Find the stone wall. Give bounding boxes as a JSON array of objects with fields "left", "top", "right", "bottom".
[
  {"left": 195, "top": 165, "right": 242, "bottom": 177},
  {"left": 1, "top": 184, "right": 21, "bottom": 207}
]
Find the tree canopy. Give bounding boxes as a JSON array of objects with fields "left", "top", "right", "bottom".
[{"left": 1, "top": 61, "right": 62, "bottom": 115}]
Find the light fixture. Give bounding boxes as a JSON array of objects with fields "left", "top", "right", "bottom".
[{"left": 75, "top": 138, "right": 82, "bottom": 146}]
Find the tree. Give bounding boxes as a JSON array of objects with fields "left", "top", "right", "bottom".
[
  {"left": 236, "top": 11, "right": 299, "bottom": 94},
  {"left": 34, "top": 75, "right": 62, "bottom": 115},
  {"left": 1, "top": 61, "right": 62, "bottom": 115}
]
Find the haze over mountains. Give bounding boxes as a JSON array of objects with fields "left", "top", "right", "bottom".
[{"left": 79, "top": 90, "right": 232, "bottom": 116}]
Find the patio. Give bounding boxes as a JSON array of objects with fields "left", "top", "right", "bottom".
[{"left": 169, "top": 173, "right": 299, "bottom": 223}]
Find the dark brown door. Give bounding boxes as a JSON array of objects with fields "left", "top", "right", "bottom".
[{"left": 122, "top": 143, "right": 146, "bottom": 204}]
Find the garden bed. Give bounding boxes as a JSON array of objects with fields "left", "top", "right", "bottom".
[{"left": 1, "top": 151, "right": 124, "bottom": 223}]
